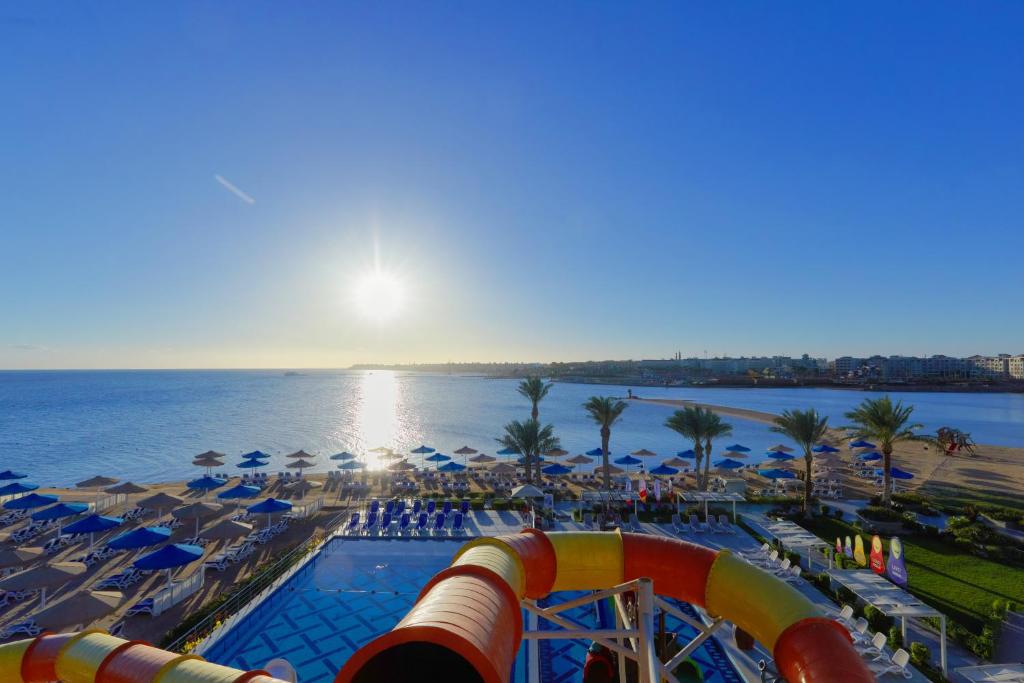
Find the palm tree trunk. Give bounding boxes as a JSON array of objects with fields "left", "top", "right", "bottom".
[
  {"left": 694, "top": 442, "right": 705, "bottom": 490},
  {"left": 532, "top": 403, "right": 539, "bottom": 421},
  {"left": 703, "top": 439, "right": 712, "bottom": 490},
  {"left": 535, "top": 449, "right": 543, "bottom": 483},
  {"left": 601, "top": 427, "right": 611, "bottom": 491},
  {"left": 803, "top": 451, "right": 813, "bottom": 518},
  {"left": 882, "top": 448, "right": 892, "bottom": 505},
  {"left": 525, "top": 453, "right": 533, "bottom": 484}
]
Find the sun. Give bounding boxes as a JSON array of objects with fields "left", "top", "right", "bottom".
[{"left": 352, "top": 269, "right": 405, "bottom": 322}]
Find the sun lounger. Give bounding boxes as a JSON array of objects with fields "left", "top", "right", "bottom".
[
  {"left": 0, "top": 620, "right": 41, "bottom": 639},
  {"left": 398, "top": 512, "right": 411, "bottom": 534},
  {"left": 857, "top": 631, "right": 889, "bottom": 658},
  {"left": 868, "top": 649, "right": 912, "bottom": 678},
  {"left": 671, "top": 513, "right": 692, "bottom": 535},
  {"left": 688, "top": 514, "right": 708, "bottom": 533},
  {"left": 126, "top": 598, "right": 155, "bottom": 617},
  {"left": 344, "top": 512, "right": 360, "bottom": 534},
  {"left": 369, "top": 499, "right": 380, "bottom": 515},
  {"left": 379, "top": 512, "right": 393, "bottom": 535},
  {"left": 426, "top": 500, "right": 436, "bottom": 515},
  {"left": 442, "top": 501, "right": 453, "bottom": 516},
  {"left": 717, "top": 515, "right": 737, "bottom": 534},
  {"left": 411, "top": 500, "right": 422, "bottom": 516},
  {"left": 395, "top": 499, "right": 406, "bottom": 515},
  {"left": 459, "top": 500, "right": 470, "bottom": 515},
  {"left": 384, "top": 500, "right": 396, "bottom": 516},
  {"left": 583, "top": 513, "right": 595, "bottom": 531},
  {"left": 362, "top": 511, "right": 378, "bottom": 535},
  {"left": 450, "top": 512, "right": 465, "bottom": 536},
  {"left": 415, "top": 513, "right": 429, "bottom": 535},
  {"left": 627, "top": 514, "right": 643, "bottom": 533},
  {"left": 432, "top": 513, "right": 446, "bottom": 535},
  {"left": 781, "top": 564, "right": 803, "bottom": 584}
]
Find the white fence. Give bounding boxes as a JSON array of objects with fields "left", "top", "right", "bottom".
[
  {"left": 290, "top": 496, "right": 324, "bottom": 519},
  {"left": 153, "top": 570, "right": 205, "bottom": 616}
]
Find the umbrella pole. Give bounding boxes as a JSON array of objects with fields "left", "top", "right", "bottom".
[
  {"left": 195, "top": 518, "right": 200, "bottom": 538},
  {"left": 40, "top": 587, "right": 47, "bottom": 609}
]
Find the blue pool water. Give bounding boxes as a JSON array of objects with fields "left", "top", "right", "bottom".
[{"left": 204, "top": 537, "right": 740, "bottom": 683}]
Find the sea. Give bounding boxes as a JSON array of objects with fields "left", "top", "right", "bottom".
[{"left": 1, "top": 370, "right": 1023, "bottom": 487}]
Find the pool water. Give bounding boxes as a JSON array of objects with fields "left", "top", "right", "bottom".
[{"left": 204, "top": 538, "right": 739, "bottom": 683}]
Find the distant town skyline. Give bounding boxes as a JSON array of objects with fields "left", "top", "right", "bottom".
[{"left": 2, "top": 3, "right": 1022, "bottom": 370}]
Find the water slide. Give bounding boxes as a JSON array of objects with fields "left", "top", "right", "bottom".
[{"left": 336, "top": 530, "right": 874, "bottom": 683}]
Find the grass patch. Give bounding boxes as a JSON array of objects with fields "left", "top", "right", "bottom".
[
  {"left": 919, "top": 482, "right": 1024, "bottom": 513},
  {"left": 798, "top": 516, "right": 1024, "bottom": 633}
]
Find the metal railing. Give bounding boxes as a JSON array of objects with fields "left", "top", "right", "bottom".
[{"left": 164, "top": 508, "right": 350, "bottom": 653}]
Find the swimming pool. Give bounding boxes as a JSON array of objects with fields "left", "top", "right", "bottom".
[{"left": 203, "top": 537, "right": 740, "bottom": 682}]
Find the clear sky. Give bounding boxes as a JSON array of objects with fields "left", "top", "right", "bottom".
[{"left": 2, "top": 2, "right": 1022, "bottom": 369}]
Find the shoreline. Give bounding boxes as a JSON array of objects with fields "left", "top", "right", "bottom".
[{"left": 631, "top": 397, "right": 780, "bottom": 425}]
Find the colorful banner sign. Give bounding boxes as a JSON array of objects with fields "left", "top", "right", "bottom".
[
  {"left": 844, "top": 536, "right": 854, "bottom": 559},
  {"left": 853, "top": 535, "right": 867, "bottom": 567},
  {"left": 870, "top": 535, "right": 885, "bottom": 574},
  {"left": 836, "top": 537, "right": 843, "bottom": 555},
  {"left": 887, "top": 537, "right": 908, "bottom": 587},
  {"left": 653, "top": 479, "right": 662, "bottom": 502}
]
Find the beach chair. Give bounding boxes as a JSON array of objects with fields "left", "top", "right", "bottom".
[
  {"left": 412, "top": 499, "right": 422, "bottom": 516},
  {"left": 362, "top": 511, "right": 378, "bottom": 535},
  {"left": 344, "top": 512, "right": 360, "bottom": 534},
  {"left": 442, "top": 500, "right": 453, "bottom": 516},
  {"left": 395, "top": 499, "right": 406, "bottom": 516},
  {"left": 850, "top": 617, "right": 872, "bottom": 644},
  {"left": 451, "top": 512, "right": 465, "bottom": 536},
  {"left": 671, "top": 514, "right": 692, "bottom": 535},
  {"left": 415, "top": 513, "right": 429, "bottom": 535},
  {"left": 379, "top": 512, "right": 393, "bottom": 535},
  {"left": 782, "top": 564, "right": 803, "bottom": 584},
  {"left": 582, "top": 513, "right": 595, "bottom": 531},
  {"left": 772, "top": 558, "right": 792, "bottom": 576},
  {"left": 834, "top": 604, "right": 856, "bottom": 629},
  {"left": 126, "top": 598, "right": 155, "bottom": 617},
  {"left": 0, "top": 620, "right": 41, "bottom": 639},
  {"left": 426, "top": 500, "right": 436, "bottom": 515},
  {"left": 398, "top": 513, "right": 411, "bottom": 534},
  {"left": 688, "top": 514, "right": 707, "bottom": 533},
  {"left": 384, "top": 500, "right": 396, "bottom": 516},
  {"left": 857, "top": 631, "right": 889, "bottom": 658},
  {"left": 869, "top": 649, "right": 912, "bottom": 678},
  {"left": 460, "top": 499, "right": 470, "bottom": 515},
  {"left": 627, "top": 514, "right": 643, "bottom": 533},
  {"left": 432, "top": 513, "right": 447, "bottom": 535},
  {"left": 369, "top": 499, "right": 380, "bottom": 515},
  {"left": 717, "top": 515, "right": 737, "bottom": 534}
]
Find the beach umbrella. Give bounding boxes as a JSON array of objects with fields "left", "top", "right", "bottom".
[
  {"left": 285, "top": 450, "right": 316, "bottom": 460},
  {"left": 468, "top": 454, "right": 497, "bottom": 464},
  {"left": 758, "top": 468, "right": 796, "bottom": 480},
  {"left": 725, "top": 444, "right": 751, "bottom": 453},
  {"left": 236, "top": 459, "right": 269, "bottom": 470},
  {"left": 765, "top": 451, "right": 796, "bottom": 461},
  {"left": 0, "top": 562, "right": 86, "bottom": 608},
  {"left": 247, "top": 498, "right": 292, "bottom": 528},
  {"left": 133, "top": 543, "right": 203, "bottom": 589},
  {"left": 857, "top": 452, "right": 882, "bottom": 462},
  {"left": 0, "top": 546, "right": 44, "bottom": 568},
  {"left": 496, "top": 447, "right": 520, "bottom": 457},
  {"left": 714, "top": 458, "right": 744, "bottom": 470},
  {"left": 677, "top": 450, "right": 696, "bottom": 458},
  {"left": 566, "top": 454, "right": 593, "bottom": 465},
  {"left": 877, "top": 467, "right": 914, "bottom": 480},
  {"left": 542, "top": 464, "right": 572, "bottom": 476},
  {"left": 330, "top": 452, "right": 357, "bottom": 461},
  {"left": 649, "top": 464, "right": 679, "bottom": 476},
  {"left": 138, "top": 492, "right": 183, "bottom": 518},
  {"left": 32, "top": 502, "right": 88, "bottom": 536},
  {"left": 0, "top": 470, "right": 28, "bottom": 480},
  {"left": 338, "top": 460, "right": 365, "bottom": 470},
  {"left": 614, "top": 455, "right": 642, "bottom": 466},
  {"left": 377, "top": 450, "right": 402, "bottom": 461},
  {"left": 4, "top": 493, "right": 58, "bottom": 510},
  {"left": 849, "top": 440, "right": 876, "bottom": 449},
  {"left": 241, "top": 450, "right": 272, "bottom": 460},
  {"left": 663, "top": 457, "right": 689, "bottom": 468},
  {"left": 172, "top": 501, "right": 223, "bottom": 536},
  {"left": 287, "top": 478, "right": 322, "bottom": 498},
  {"left": 586, "top": 448, "right": 607, "bottom": 457},
  {"left": 510, "top": 484, "right": 544, "bottom": 499},
  {"left": 490, "top": 463, "right": 516, "bottom": 475},
  {"left": 217, "top": 484, "right": 261, "bottom": 501},
  {"left": 105, "top": 482, "right": 148, "bottom": 495},
  {"left": 594, "top": 464, "right": 624, "bottom": 476},
  {"left": 35, "top": 590, "right": 123, "bottom": 630},
  {"left": 368, "top": 446, "right": 392, "bottom": 453},
  {"left": 192, "top": 456, "right": 224, "bottom": 476},
  {"left": 425, "top": 453, "right": 451, "bottom": 463},
  {"left": 62, "top": 513, "right": 123, "bottom": 549},
  {"left": 631, "top": 449, "right": 657, "bottom": 457},
  {"left": 76, "top": 475, "right": 119, "bottom": 490},
  {"left": 187, "top": 476, "right": 228, "bottom": 498},
  {"left": 286, "top": 459, "right": 315, "bottom": 469},
  {"left": 200, "top": 519, "right": 253, "bottom": 541},
  {"left": 438, "top": 461, "right": 467, "bottom": 473},
  {"left": 387, "top": 460, "right": 415, "bottom": 472},
  {"left": 195, "top": 450, "right": 226, "bottom": 460},
  {"left": 0, "top": 482, "right": 39, "bottom": 496},
  {"left": 812, "top": 444, "right": 840, "bottom": 454},
  {"left": 454, "top": 446, "right": 478, "bottom": 456},
  {"left": 107, "top": 526, "right": 171, "bottom": 551},
  {"left": 516, "top": 456, "right": 546, "bottom": 466},
  {"left": 768, "top": 444, "right": 794, "bottom": 453},
  {"left": 544, "top": 448, "right": 569, "bottom": 458},
  {"left": 410, "top": 445, "right": 435, "bottom": 456}
]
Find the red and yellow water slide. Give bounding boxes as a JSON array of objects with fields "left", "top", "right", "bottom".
[{"left": 0, "top": 530, "right": 873, "bottom": 682}]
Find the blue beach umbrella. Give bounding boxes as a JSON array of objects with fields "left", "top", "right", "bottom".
[
  {"left": 850, "top": 440, "right": 876, "bottom": 449},
  {"left": 876, "top": 467, "right": 914, "bottom": 480},
  {"left": 438, "top": 461, "right": 467, "bottom": 473},
  {"left": 248, "top": 497, "right": 293, "bottom": 528},
  {"left": 134, "top": 543, "right": 204, "bottom": 588},
  {"left": 241, "top": 451, "right": 272, "bottom": 460},
  {"left": 857, "top": 452, "right": 882, "bottom": 462},
  {"left": 4, "top": 492, "right": 58, "bottom": 510},
  {"left": 63, "top": 513, "right": 123, "bottom": 548},
  {"left": 187, "top": 476, "right": 227, "bottom": 497},
  {"left": 338, "top": 460, "right": 365, "bottom": 470},
  {"left": 516, "top": 456, "right": 546, "bottom": 466},
  {"left": 108, "top": 526, "right": 171, "bottom": 551},
  {"left": 0, "top": 471, "right": 28, "bottom": 481},
  {"left": 425, "top": 453, "right": 451, "bottom": 463},
  {"left": 649, "top": 464, "right": 679, "bottom": 476},
  {"left": 586, "top": 448, "right": 607, "bottom": 457},
  {"left": 542, "top": 464, "right": 572, "bottom": 476},
  {"left": 765, "top": 451, "right": 795, "bottom": 461},
  {"left": 677, "top": 450, "right": 696, "bottom": 458},
  {"left": 715, "top": 458, "right": 744, "bottom": 470},
  {"left": 812, "top": 444, "right": 840, "bottom": 454},
  {"left": 496, "top": 447, "right": 520, "bottom": 456},
  {"left": 0, "top": 482, "right": 39, "bottom": 496},
  {"left": 411, "top": 445, "right": 435, "bottom": 455},
  {"left": 330, "top": 452, "right": 357, "bottom": 461},
  {"left": 725, "top": 444, "right": 751, "bottom": 453},
  {"left": 758, "top": 468, "right": 796, "bottom": 480},
  {"left": 32, "top": 502, "right": 88, "bottom": 522},
  {"left": 615, "top": 455, "right": 642, "bottom": 466},
  {"left": 236, "top": 459, "right": 268, "bottom": 469},
  {"left": 217, "top": 484, "right": 261, "bottom": 500}
]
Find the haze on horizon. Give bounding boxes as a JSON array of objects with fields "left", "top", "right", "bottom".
[{"left": 2, "top": 3, "right": 1022, "bottom": 371}]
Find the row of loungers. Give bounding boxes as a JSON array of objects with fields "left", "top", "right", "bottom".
[{"left": 344, "top": 510, "right": 467, "bottom": 537}]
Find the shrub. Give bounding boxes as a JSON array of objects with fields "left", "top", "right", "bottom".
[
  {"left": 859, "top": 506, "right": 905, "bottom": 523},
  {"left": 888, "top": 625, "right": 903, "bottom": 650},
  {"left": 909, "top": 642, "right": 930, "bottom": 667},
  {"left": 864, "top": 605, "right": 893, "bottom": 633}
]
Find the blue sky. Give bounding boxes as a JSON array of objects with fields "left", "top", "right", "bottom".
[{"left": 2, "top": 2, "right": 1022, "bottom": 369}]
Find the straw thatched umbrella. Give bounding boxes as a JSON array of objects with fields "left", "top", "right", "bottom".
[
  {"left": 387, "top": 460, "right": 415, "bottom": 472},
  {"left": 0, "top": 562, "right": 86, "bottom": 607},
  {"left": 76, "top": 475, "right": 120, "bottom": 505},
  {"left": 594, "top": 464, "right": 625, "bottom": 476},
  {"left": 454, "top": 446, "right": 478, "bottom": 455},
  {"left": 663, "top": 457, "right": 689, "bottom": 468},
  {"left": 199, "top": 519, "right": 253, "bottom": 542},
  {"left": 566, "top": 455, "right": 594, "bottom": 465},
  {"left": 490, "top": 463, "right": 516, "bottom": 476},
  {"left": 285, "top": 449, "right": 316, "bottom": 459},
  {"left": 468, "top": 454, "right": 497, "bottom": 465},
  {"left": 287, "top": 478, "right": 322, "bottom": 499},
  {"left": 138, "top": 492, "right": 184, "bottom": 519},
  {"left": 631, "top": 449, "right": 657, "bottom": 458},
  {"left": 544, "top": 448, "right": 569, "bottom": 458},
  {"left": 0, "top": 546, "right": 44, "bottom": 569},
  {"left": 35, "top": 590, "right": 123, "bottom": 630},
  {"left": 286, "top": 459, "right": 315, "bottom": 471},
  {"left": 105, "top": 482, "right": 148, "bottom": 495},
  {"left": 172, "top": 501, "right": 223, "bottom": 536},
  {"left": 768, "top": 444, "right": 794, "bottom": 453}
]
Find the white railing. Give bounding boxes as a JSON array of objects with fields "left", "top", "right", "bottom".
[
  {"left": 290, "top": 496, "right": 324, "bottom": 519},
  {"left": 154, "top": 570, "right": 205, "bottom": 616},
  {"left": 89, "top": 493, "right": 126, "bottom": 513}
]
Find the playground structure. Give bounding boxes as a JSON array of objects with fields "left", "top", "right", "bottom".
[{"left": 0, "top": 530, "right": 874, "bottom": 682}]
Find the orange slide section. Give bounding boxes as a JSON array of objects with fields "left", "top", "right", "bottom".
[{"left": 336, "top": 530, "right": 874, "bottom": 683}]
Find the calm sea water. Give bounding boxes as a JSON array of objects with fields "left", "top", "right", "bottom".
[{"left": 1, "top": 370, "right": 1022, "bottom": 487}]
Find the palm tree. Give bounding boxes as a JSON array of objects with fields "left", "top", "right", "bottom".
[
  {"left": 771, "top": 408, "right": 830, "bottom": 517},
  {"left": 700, "top": 411, "right": 733, "bottom": 491},
  {"left": 845, "top": 396, "right": 926, "bottom": 505},
  {"left": 496, "top": 419, "right": 560, "bottom": 483},
  {"left": 517, "top": 376, "right": 553, "bottom": 421},
  {"left": 582, "top": 396, "right": 628, "bottom": 491}
]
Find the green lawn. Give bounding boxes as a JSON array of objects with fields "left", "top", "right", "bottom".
[
  {"left": 798, "top": 517, "right": 1024, "bottom": 632},
  {"left": 918, "top": 481, "right": 1024, "bottom": 513}
]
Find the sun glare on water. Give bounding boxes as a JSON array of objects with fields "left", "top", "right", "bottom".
[{"left": 352, "top": 269, "right": 405, "bottom": 322}]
